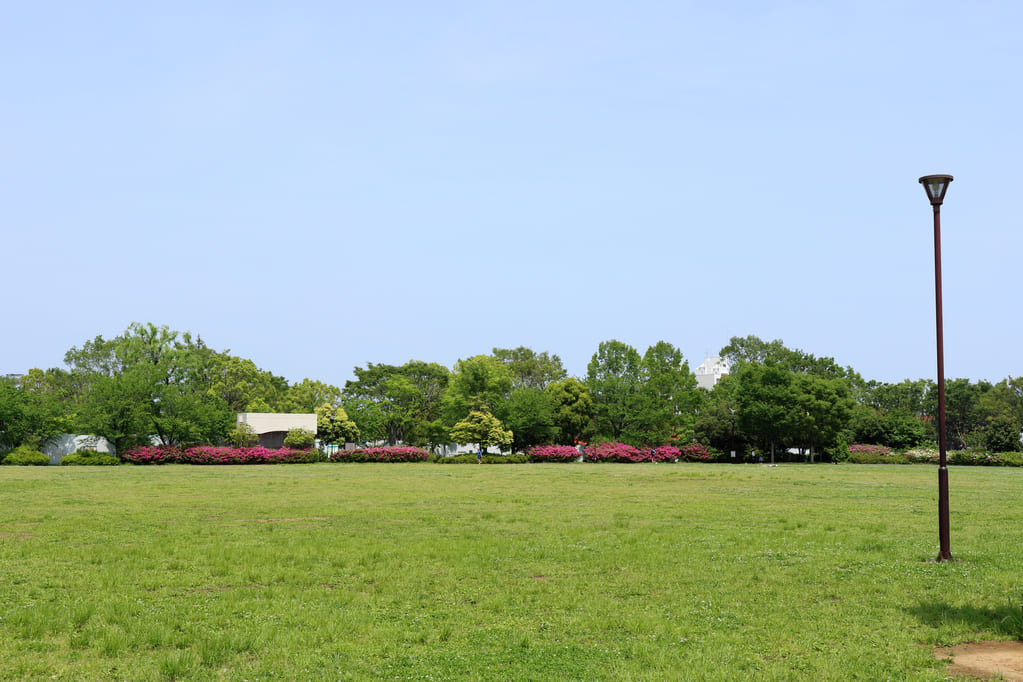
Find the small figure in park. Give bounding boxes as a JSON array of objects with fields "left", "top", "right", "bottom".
[{"left": 477, "top": 448, "right": 482, "bottom": 464}]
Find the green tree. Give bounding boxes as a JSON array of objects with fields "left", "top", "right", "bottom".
[
  {"left": 344, "top": 361, "right": 449, "bottom": 445},
  {"left": 545, "top": 377, "right": 594, "bottom": 445},
  {"left": 442, "top": 355, "right": 513, "bottom": 424},
  {"left": 0, "top": 378, "right": 64, "bottom": 448},
  {"left": 315, "top": 403, "right": 360, "bottom": 447},
  {"left": 282, "top": 379, "right": 343, "bottom": 413},
  {"left": 733, "top": 363, "right": 799, "bottom": 464},
  {"left": 634, "top": 341, "right": 699, "bottom": 444},
  {"left": 505, "top": 388, "right": 557, "bottom": 452},
  {"left": 586, "top": 340, "right": 643, "bottom": 443},
  {"left": 208, "top": 354, "right": 288, "bottom": 413},
  {"left": 492, "top": 347, "right": 567, "bottom": 390},
  {"left": 62, "top": 323, "right": 234, "bottom": 451},
  {"left": 449, "top": 408, "right": 513, "bottom": 454}
]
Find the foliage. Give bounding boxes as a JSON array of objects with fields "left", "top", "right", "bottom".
[
  {"left": 544, "top": 377, "right": 594, "bottom": 445},
  {"left": 0, "top": 377, "right": 64, "bottom": 448},
  {"left": 586, "top": 340, "right": 644, "bottom": 443},
  {"left": 527, "top": 445, "right": 580, "bottom": 463},
  {"left": 679, "top": 442, "right": 712, "bottom": 462},
  {"left": 1, "top": 445, "right": 49, "bottom": 465},
  {"left": 344, "top": 360, "right": 449, "bottom": 446},
  {"left": 121, "top": 445, "right": 322, "bottom": 465},
  {"left": 314, "top": 403, "right": 360, "bottom": 447},
  {"left": 280, "top": 378, "right": 342, "bottom": 413},
  {"left": 846, "top": 444, "right": 899, "bottom": 464},
  {"left": 442, "top": 355, "right": 513, "bottom": 423},
  {"left": 283, "top": 428, "right": 316, "bottom": 449},
  {"left": 650, "top": 445, "right": 680, "bottom": 462},
  {"left": 435, "top": 453, "right": 528, "bottom": 464},
  {"left": 584, "top": 441, "right": 647, "bottom": 463},
  {"left": 491, "top": 346, "right": 567, "bottom": 390},
  {"left": 984, "top": 413, "right": 1022, "bottom": 453},
  {"left": 449, "top": 409, "right": 513, "bottom": 454},
  {"left": 62, "top": 323, "right": 235, "bottom": 452},
  {"left": 634, "top": 341, "right": 700, "bottom": 444},
  {"left": 60, "top": 449, "right": 119, "bottom": 466},
  {"left": 848, "top": 405, "right": 929, "bottom": 450},
  {"left": 330, "top": 446, "right": 431, "bottom": 463},
  {"left": 904, "top": 447, "right": 940, "bottom": 464},
  {"left": 504, "top": 388, "right": 557, "bottom": 452},
  {"left": 227, "top": 422, "right": 259, "bottom": 448}
]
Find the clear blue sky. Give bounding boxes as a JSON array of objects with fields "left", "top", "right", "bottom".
[{"left": 3, "top": 2, "right": 1021, "bottom": 388}]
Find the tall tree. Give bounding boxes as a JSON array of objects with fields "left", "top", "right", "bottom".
[
  {"left": 586, "top": 340, "right": 644, "bottom": 443},
  {"left": 442, "top": 355, "right": 513, "bottom": 424},
  {"left": 634, "top": 341, "right": 700, "bottom": 444},
  {"left": 344, "top": 361, "right": 449, "bottom": 445},
  {"left": 505, "top": 387, "right": 557, "bottom": 452},
  {"left": 62, "top": 323, "right": 234, "bottom": 451},
  {"left": 492, "top": 347, "right": 567, "bottom": 390},
  {"left": 545, "top": 377, "right": 594, "bottom": 445}
]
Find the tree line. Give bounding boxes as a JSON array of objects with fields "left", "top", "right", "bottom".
[{"left": 2, "top": 324, "right": 1021, "bottom": 460}]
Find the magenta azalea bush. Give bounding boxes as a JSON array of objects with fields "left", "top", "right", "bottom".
[
  {"left": 651, "top": 445, "right": 680, "bottom": 462},
  {"left": 122, "top": 445, "right": 320, "bottom": 465},
  {"left": 527, "top": 445, "right": 580, "bottom": 463},
  {"left": 849, "top": 444, "right": 892, "bottom": 457},
  {"left": 679, "top": 442, "right": 712, "bottom": 462},
  {"left": 584, "top": 442, "right": 648, "bottom": 463},
  {"left": 330, "top": 446, "right": 430, "bottom": 463}
]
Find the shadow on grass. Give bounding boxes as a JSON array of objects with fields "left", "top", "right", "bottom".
[{"left": 908, "top": 601, "right": 1023, "bottom": 640}]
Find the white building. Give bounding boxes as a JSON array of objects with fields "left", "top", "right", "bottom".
[
  {"left": 694, "top": 356, "right": 730, "bottom": 391},
  {"left": 237, "top": 413, "right": 317, "bottom": 449}
]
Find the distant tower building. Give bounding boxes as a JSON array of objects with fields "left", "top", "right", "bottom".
[{"left": 694, "top": 356, "right": 729, "bottom": 390}]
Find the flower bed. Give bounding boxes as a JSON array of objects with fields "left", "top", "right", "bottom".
[
  {"left": 527, "top": 445, "right": 580, "bottom": 463},
  {"left": 122, "top": 445, "right": 320, "bottom": 465},
  {"left": 679, "top": 443, "right": 712, "bottom": 462},
  {"left": 584, "top": 442, "right": 649, "bottom": 463},
  {"left": 651, "top": 445, "right": 680, "bottom": 462},
  {"left": 330, "top": 446, "right": 430, "bottom": 463}
]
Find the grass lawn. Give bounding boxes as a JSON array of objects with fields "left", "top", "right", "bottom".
[{"left": 2, "top": 463, "right": 1022, "bottom": 680}]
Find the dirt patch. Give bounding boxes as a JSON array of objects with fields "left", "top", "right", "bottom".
[{"left": 935, "top": 640, "right": 1023, "bottom": 680}]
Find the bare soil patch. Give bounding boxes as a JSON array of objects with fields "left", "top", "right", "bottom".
[{"left": 935, "top": 640, "right": 1023, "bottom": 681}]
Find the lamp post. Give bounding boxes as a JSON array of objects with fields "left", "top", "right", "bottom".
[{"left": 919, "top": 173, "right": 953, "bottom": 562}]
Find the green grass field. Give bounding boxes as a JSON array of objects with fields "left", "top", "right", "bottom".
[{"left": 2, "top": 463, "right": 1022, "bottom": 680}]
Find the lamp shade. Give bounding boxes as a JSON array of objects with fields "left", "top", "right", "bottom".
[{"left": 919, "top": 174, "right": 953, "bottom": 206}]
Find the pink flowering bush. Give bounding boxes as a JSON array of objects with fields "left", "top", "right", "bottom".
[
  {"left": 651, "top": 445, "right": 681, "bottom": 462},
  {"left": 527, "top": 445, "right": 580, "bottom": 463},
  {"left": 122, "top": 445, "right": 184, "bottom": 464},
  {"left": 679, "top": 442, "right": 712, "bottom": 462},
  {"left": 584, "top": 442, "right": 649, "bottom": 463},
  {"left": 331, "top": 446, "right": 430, "bottom": 463},
  {"left": 122, "top": 445, "right": 321, "bottom": 465},
  {"left": 846, "top": 443, "right": 899, "bottom": 464}
]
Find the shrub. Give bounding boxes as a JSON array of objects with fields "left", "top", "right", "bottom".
[
  {"left": 61, "top": 449, "right": 119, "bottom": 466},
  {"left": 584, "top": 442, "right": 649, "bottom": 463},
  {"left": 1, "top": 445, "right": 49, "bottom": 466},
  {"left": 331, "top": 446, "right": 431, "bottom": 463},
  {"left": 679, "top": 442, "right": 712, "bottom": 462},
  {"left": 183, "top": 446, "right": 321, "bottom": 465},
  {"left": 436, "top": 453, "right": 528, "bottom": 464},
  {"left": 227, "top": 423, "right": 259, "bottom": 448},
  {"left": 903, "top": 447, "right": 940, "bottom": 465},
  {"left": 651, "top": 445, "right": 681, "bottom": 462},
  {"left": 527, "top": 445, "right": 580, "bottom": 463},
  {"left": 121, "top": 446, "right": 185, "bottom": 465},
  {"left": 283, "top": 428, "right": 316, "bottom": 450}
]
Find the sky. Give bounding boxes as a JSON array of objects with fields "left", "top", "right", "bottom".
[{"left": 3, "top": 1, "right": 1022, "bottom": 389}]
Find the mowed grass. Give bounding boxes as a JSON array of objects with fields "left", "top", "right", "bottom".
[{"left": 2, "top": 464, "right": 1022, "bottom": 680}]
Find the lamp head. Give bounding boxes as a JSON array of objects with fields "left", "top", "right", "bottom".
[{"left": 919, "top": 174, "right": 953, "bottom": 206}]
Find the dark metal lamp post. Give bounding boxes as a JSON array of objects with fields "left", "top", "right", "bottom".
[{"left": 919, "top": 173, "right": 953, "bottom": 562}]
